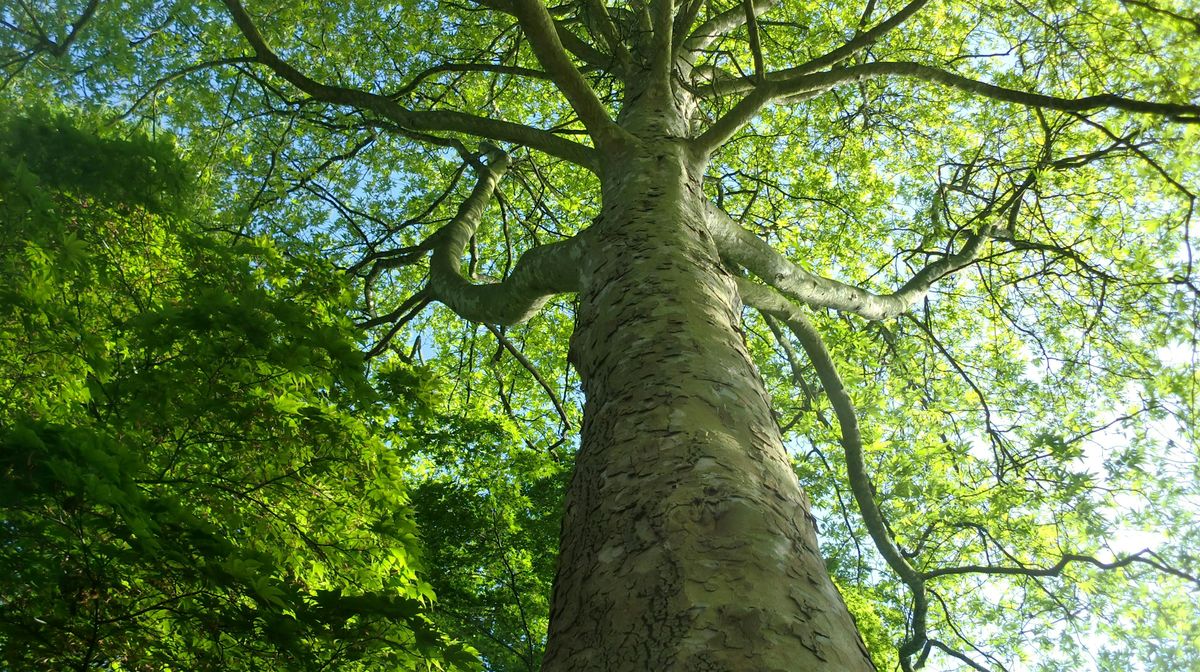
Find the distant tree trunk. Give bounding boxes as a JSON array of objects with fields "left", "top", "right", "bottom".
[{"left": 545, "top": 99, "right": 876, "bottom": 670}]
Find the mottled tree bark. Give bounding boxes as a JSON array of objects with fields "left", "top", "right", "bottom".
[{"left": 543, "top": 102, "right": 875, "bottom": 670}]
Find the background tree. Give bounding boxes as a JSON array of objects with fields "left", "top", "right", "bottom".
[
  {"left": 0, "top": 110, "right": 482, "bottom": 671},
  {"left": 3, "top": 0, "right": 1200, "bottom": 670}
]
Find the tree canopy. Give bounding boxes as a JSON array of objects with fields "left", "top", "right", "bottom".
[
  {"left": 0, "top": 109, "right": 495, "bottom": 670},
  {"left": 3, "top": 0, "right": 1200, "bottom": 670}
]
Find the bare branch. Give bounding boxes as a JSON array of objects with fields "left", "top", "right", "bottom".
[{"left": 484, "top": 323, "right": 572, "bottom": 430}]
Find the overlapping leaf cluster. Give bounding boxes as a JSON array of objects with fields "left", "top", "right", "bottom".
[{"left": 0, "top": 110, "right": 478, "bottom": 671}]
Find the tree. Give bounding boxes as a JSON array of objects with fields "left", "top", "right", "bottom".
[
  {"left": 0, "top": 110, "right": 481, "bottom": 671},
  {"left": 3, "top": 1, "right": 1200, "bottom": 670}
]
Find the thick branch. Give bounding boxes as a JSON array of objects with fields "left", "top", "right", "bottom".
[
  {"left": 506, "top": 0, "right": 626, "bottom": 146},
  {"left": 742, "top": 0, "right": 765, "bottom": 81},
  {"left": 707, "top": 203, "right": 987, "bottom": 320},
  {"left": 221, "top": 0, "right": 599, "bottom": 170},
  {"left": 427, "top": 151, "right": 583, "bottom": 325},
  {"left": 693, "top": 84, "right": 779, "bottom": 152},
  {"left": 682, "top": 0, "right": 776, "bottom": 53},
  {"left": 475, "top": 0, "right": 611, "bottom": 68},
  {"left": 581, "top": 0, "right": 632, "bottom": 69},
  {"left": 649, "top": 0, "right": 675, "bottom": 86}
]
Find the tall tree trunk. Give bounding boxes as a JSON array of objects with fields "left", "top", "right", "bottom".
[{"left": 543, "top": 135, "right": 876, "bottom": 670}]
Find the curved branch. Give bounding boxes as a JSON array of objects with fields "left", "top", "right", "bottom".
[
  {"left": 926, "top": 639, "right": 994, "bottom": 672},
  {"left": 682, "top": 0, "right": 777, "bottom": 53},
  {"left": 697, "top": 54, "right": 1200, "bottom": 149},
  {"left": 475, "top": 0, "right": 612, "bottom": 68},
  {"left": 363, "top": 289, "right": 433, "bottom": 359},
  {"left": 394, "top": 62, "right": 553, "bottom": 98},
  {"left": 692, "top": 0, "right": 930, "bottom": 150},
  {"left": 114, "top": 57, "right": 258, "bottom": 122},
  {"left": 428, "top": 150, "right": 583, "bottom": 325},
  {"left": 787, "top": 0, "right": 931, "bottom": 76},
  {"left": 221, "top": 0, "right": 599, "bottom": 171},
  {"left": 737, "top": 279, "right": 930, "bottom": 666}
]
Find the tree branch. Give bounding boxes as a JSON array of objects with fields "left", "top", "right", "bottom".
[
  {"left": 737, "top": 279, "right": 930, "bottom": 667},
  {"left": 505, "top": 0, "right": 627, "bottom": 146},
  {"left": 33, "top": 0, "right": 99, "bottom": 57},
  {"left": 649, "top": 0, "right": 676, "bottom": 87},
  {"left": 475, "top": 0, "right": 612, "bottom": 68},
  {"left": 363, "top": 289, "right": 433, "bottom": 359},
  {"left": 682, "top": 0, "right": 777, "bottom": 53},
  {"left": 788, "top": 0, "right": 930, "bottom": 76},
  {"left": 581, "top": 0, "right": 632, "bottom": 70},
  {"left": 484, "top": 323, "right": 571, "bottom": 430},
  {"left": 771, "top": 61, "right": 1200, "bottom": 121},
  {"left": 697, "top": 47, "right": 1199, "bottom": 148},
  {"left": 394, "top": 62, "right": 553, "bottom": 98},
  {"left": 742, "top": 0, "right": 765, "bottom": 82},
  {"left": 1120, "top": 0, "right": 1200, "bottom": 32},
  {"left": 707, "top": 203, "right": 989, "bottom": 320},
  {"left": 427, "top": 149, "right": 584, "bottom": 324},
  {"left": 922, "top": 549, "right": 1200, "bottom": 586},
  {"left": 692, "top": 0, "right": 929, "bottom": 149},
  {"left": 221, "top": 0, "right": 600, "bottom": 170}
]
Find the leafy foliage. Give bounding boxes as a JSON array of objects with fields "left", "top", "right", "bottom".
[{"left": 0, "top": 111, "right": 477, "bottom": 671}]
